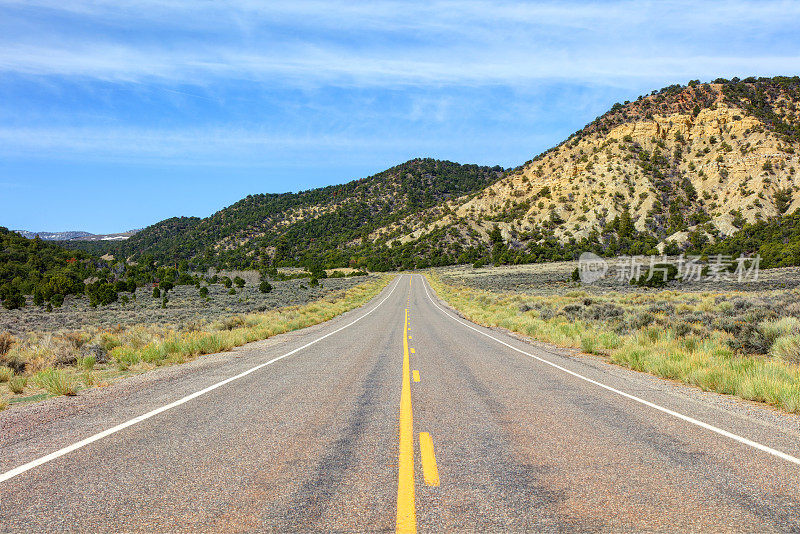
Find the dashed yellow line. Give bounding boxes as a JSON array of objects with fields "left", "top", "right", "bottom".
[
  {"left": 412, "top": 370, "right": 420, "bottom": 382},
  {"left": 396, "top": 308, "right": 416, "bottom": 533},
  {"left": 419, "top": 432, "right": 440, "bottom": 487},
  {"left": 410, "top": 348, "right": 415, "bottom": 354}
]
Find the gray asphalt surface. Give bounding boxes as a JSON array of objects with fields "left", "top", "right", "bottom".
[{"left": 2, "top": 274, "right": 800, "bottom": 532}]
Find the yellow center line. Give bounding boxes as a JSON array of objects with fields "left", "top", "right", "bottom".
[
  {"left": 412, "top": 370, "right": 420, "bottom": 382},
  {"left": 419, "top": 432, "right": 440, "bottom": 487},
  {"left": 396, "top": 307, "right": 416, "bottom": 533},
  {"left": 410, "top": 348, "right": 415, "bottom": 354}
]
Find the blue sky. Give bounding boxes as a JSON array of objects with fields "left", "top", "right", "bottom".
[{"left": 2, "top": 1, "right": 799, "bottom": 233}]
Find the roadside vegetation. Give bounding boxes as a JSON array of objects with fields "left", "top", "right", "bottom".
[
  {"left": 0, "top": 269, "right": 371, "bottom": 336},
  {"left": 1, "top": 226, "right": 370, "bottom": 313},
  {"left": 0, "top": 276, "right": 390, "bottom": 410},
  {"left": 427, "top": 272, "right": 800, "bottom": 413}
]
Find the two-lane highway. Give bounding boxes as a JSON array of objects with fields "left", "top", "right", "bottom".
[{"left": 2, "top": 274, "right": 800, "bottom": 532}]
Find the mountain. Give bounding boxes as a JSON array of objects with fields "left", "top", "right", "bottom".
[
  {"left": 382, "top": 77, "right": 800, "bottom": 262},
  {"left": 16, "top": 230, "right": 95, "bottom": 241},
  {"left": 16, "top": 230, "right": 139, "bottom": 241},
  {"left": 68, "top": 159, "right": 504, "bottom": 270},
  {"left": 65, "top": 76, "right": 800, "bottom": 270}
]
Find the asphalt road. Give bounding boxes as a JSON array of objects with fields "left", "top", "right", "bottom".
[{"left": 2, "top": 274, "right": 800, "bottom": 532}]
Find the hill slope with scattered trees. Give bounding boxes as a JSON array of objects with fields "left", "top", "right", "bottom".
[
  {"left": 67, "top": 158, "right": 505, "bottom": 270},
  {"left": 63, "top": 76, "right": 800, "bottom": 271}
]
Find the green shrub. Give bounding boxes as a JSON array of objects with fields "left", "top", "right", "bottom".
[
  {"left": 9, "top": 375, "right": 27, "bottom": 394},
  {"left": 35, "top": 368, "right": 79, "bottom": 396},
  {"left": 644, "top": 326, "right": 662, "bottom": 344},
  {"left": 0, "top": 365, "right": 12, "bottom": 382},
  {"left": 760, "top": 317, "right": 800, "bottom": 345},
  {"left": 98, "top": 332, "right": 121, "bottom": 352},
  {"left": 629, "top": 311, "right": 655, "bottom": 330},
  {"left": 86, "top": 281, "right": 118, "bottom": 306},
  {"left": 581, "top": 335, "right": 598, "bottom": 354},
  {"left": 632, "top": 264, "right": 679, "bottom": 287},
  {"left": 2, "top": 291, "right": 25, "bottom": 310},
  {"left": 77, "top": 355, "right": 96, "bottom": 370},
  {"left": 722, "top": 320, "right": 771, "bottom": 354},
  {"left": 673, "top": 322, "right": 691, "bottom": 338},
  {"left": 259, "top": 280, "right": 272, "bottom": 293},
  {"left": 50, "top": 293, "right": 64, "bottom": 307},
  {"left": 111, "top": 346, "right": 139, "bottom": 369},
  {"left": 220, "top": 315, "right": 245, "bottom": 331}
]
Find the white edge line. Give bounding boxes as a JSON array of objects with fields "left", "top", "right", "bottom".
[
  {"left": 0, "top": 275, "right": 404, "bottom": 484},
  {"left": 419, "top": 275, "right": 800, "bottom": 467}
]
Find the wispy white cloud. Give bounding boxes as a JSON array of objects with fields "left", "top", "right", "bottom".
[
  {"left": 0, "top": 126, "right": 378, "bottom": 156},
  {"left": 1, "top": 1, "right": 798, "bottom": 169},
  {"left": 5, "top": 0, "right": 799, "bottom": 33},
  {"left": 1, "top": 1, "right": 798, "bottom": 87},
  {"left": 3, "top": 1, "right": 795, "bottom": 230},
  {"left": 3, "top": 42, "right": 799, "bottom": 87},
  {"left": 0, "top": 123, "right": 559, "bottom": 167}
]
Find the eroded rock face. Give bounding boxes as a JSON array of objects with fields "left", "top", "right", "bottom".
[{"left": 389, "top": 82, "right": 799, "bottom": 250}]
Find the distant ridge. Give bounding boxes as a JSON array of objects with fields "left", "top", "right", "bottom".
[{"left": 15, "top": 229, "right": 140, "bottom": 241}]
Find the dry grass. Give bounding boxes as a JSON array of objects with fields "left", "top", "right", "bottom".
[
  {"left": 427, "top": 273, "right": 800, "bottom": 413},
  {"left": 0, "top": 332, "right": 13, "bottom": 356},
  {"left": 771, "top": 335, "right": 800, "bottom": 364},
  {"left": 0, "top": 276, "right": 391, "bottom": 406},
  {"left": 106, "top": 277, "right": 390, "bottom": 371}
]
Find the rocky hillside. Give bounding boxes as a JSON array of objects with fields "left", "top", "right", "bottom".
[{"left": 391, "top": 77, "right": 800, "bottom": 261}]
